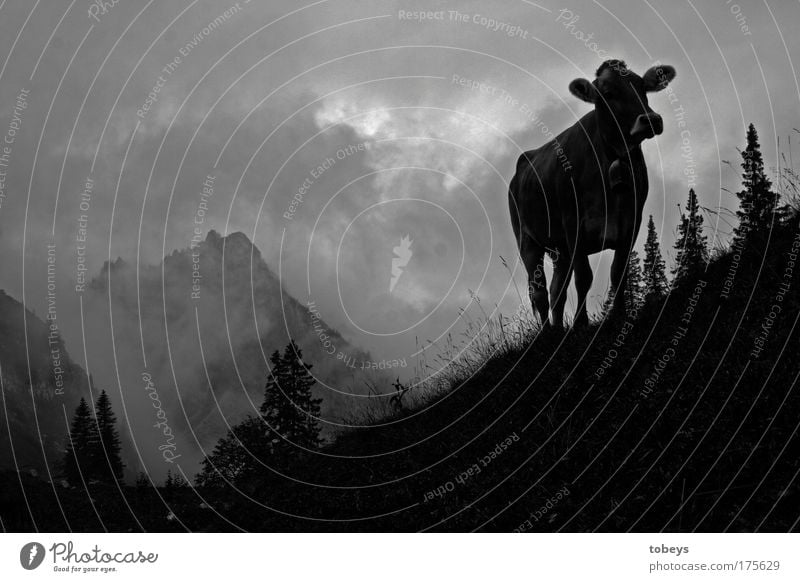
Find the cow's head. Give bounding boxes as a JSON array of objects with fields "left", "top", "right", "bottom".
[{"left": 568, "top": 60, "right": 676, "bottom": 149}]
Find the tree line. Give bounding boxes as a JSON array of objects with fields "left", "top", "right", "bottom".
[
  {"left": 606, "top": 122, "right": 784, "bottom": 313},
  {"left": 62, "top": 340, "right": 322, "bottom": 488}
]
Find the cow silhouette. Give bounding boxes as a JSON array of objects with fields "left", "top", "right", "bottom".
[{"left": 509, "top": 59, "right": 676, "bottom": 329}]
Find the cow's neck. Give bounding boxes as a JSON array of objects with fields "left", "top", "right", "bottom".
[{"left": 590, "top": 111, "right": 642, "bottom": 160}]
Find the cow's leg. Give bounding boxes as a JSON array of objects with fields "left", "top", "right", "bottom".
[
  {"left": 609, "top": 247, "right": 629, "bottom": 319},
  {"left": 550, "top": 251, "right": 573, "bottom": 329},
  {"left": 520, "top": 238, "right": 549, "bottom": 327},
  {"left": 573, "top": 252, "right": 593, "bottom": 327}
]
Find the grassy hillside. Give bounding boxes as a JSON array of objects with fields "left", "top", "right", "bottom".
[{"left": 4, "top": 220, "right": 800, "bottom": 532}]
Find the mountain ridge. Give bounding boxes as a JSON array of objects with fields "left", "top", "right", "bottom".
[
  {"left": 0, "top": 289, "right": 87, "bottom": 477},
  {"left": 79, "top": 228, "right": 380, "bottom": 475}
]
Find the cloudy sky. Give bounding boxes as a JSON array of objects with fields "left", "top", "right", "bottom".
[{"left": 1, "top": 0, "right": 798, "bottom": 386}]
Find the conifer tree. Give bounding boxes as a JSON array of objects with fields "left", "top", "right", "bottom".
[
  {"left": 643, "top": 215, "right": 669, "bottom": 301},
  {"left": 63, "top": 397, "right": 96, "bottom": 485},
  {"left": 260, "top": 341, "right": 322, "bottom": 450},
  {"left": 92, "top": 390, "right": 124, "bottom": 482},
  {"left": 172, "top": 471, "right": 188, "bottom": 488},
  {"left": 626, "top": 250, "right": 644, "bottom": 312},
  {"left": 196, "top": 416, "right": 270, "bottom": 487},
  {"left": 135, "top": 472, "right": 149, "bottom": 489},
  {"left": 196, "top": 340, "right": 323, "bottom": 487},
  {"left": 165, "top": 469, "right": 188, "bottom": 489},
  {"left": 602, "top": 250, "right": 644, "bottom": 316},
  {"left": 733, "top": 124, "right": 779, "bottom": 244},
  {"left": 673, "top": 188, "right": 709, "bottom": 281}
]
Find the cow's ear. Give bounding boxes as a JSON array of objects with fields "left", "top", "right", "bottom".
[
  {"left": 568, "top": 78, "right": 597, "bottom": 103},
  {"left": 643, "top": 65, "right": 676, "bottom": 92}
]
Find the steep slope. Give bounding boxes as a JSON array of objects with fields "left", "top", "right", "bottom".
[
  {"left": 0, "top": 290, "right": 87, "bottom": 477},
  {"left": 183, "top": 222, "right": 800, "bottom": 532}
]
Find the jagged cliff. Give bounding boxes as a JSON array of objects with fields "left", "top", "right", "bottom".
[{"left": 0, "top": 290, "right": 87, "bottom": 477}]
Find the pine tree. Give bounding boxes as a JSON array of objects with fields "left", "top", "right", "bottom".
[
  {"left": 261, "top": 341, "right": 322, "bottom": 450},
  {"left": 63, "top": 398, "right": 96, "bottom": 485},
  {"left": 196, "top": 340, "right": 323, "bottom": 487},
  {"left": 172, "top": 472, "right": 188, "bottom": 488},
  {"left": 602, "top": 250, "right": 644, "bottom": 316},
  {"left": 626, "top": 250, "right": 644, "bottom": 312},
  {"left": 733, "top": 124, "right": 779, "bottom": 244},
  {"left": 196, "top": 416, "right": 270, "bottom": 487},
  {"left": 643, "top": 216, "right": 669, "bottom": 301},
  {"left": 92, "top": 390, "right": 124, "bottom": 482},
  {"left": 165, "top": 469, "right": 188, "bottom": 489},
  {"left": 673, "top": 188, "right": 709, "bottom": 281},
  {"left": 135, "top": 472, "right": 149, "bottom": 489}
]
